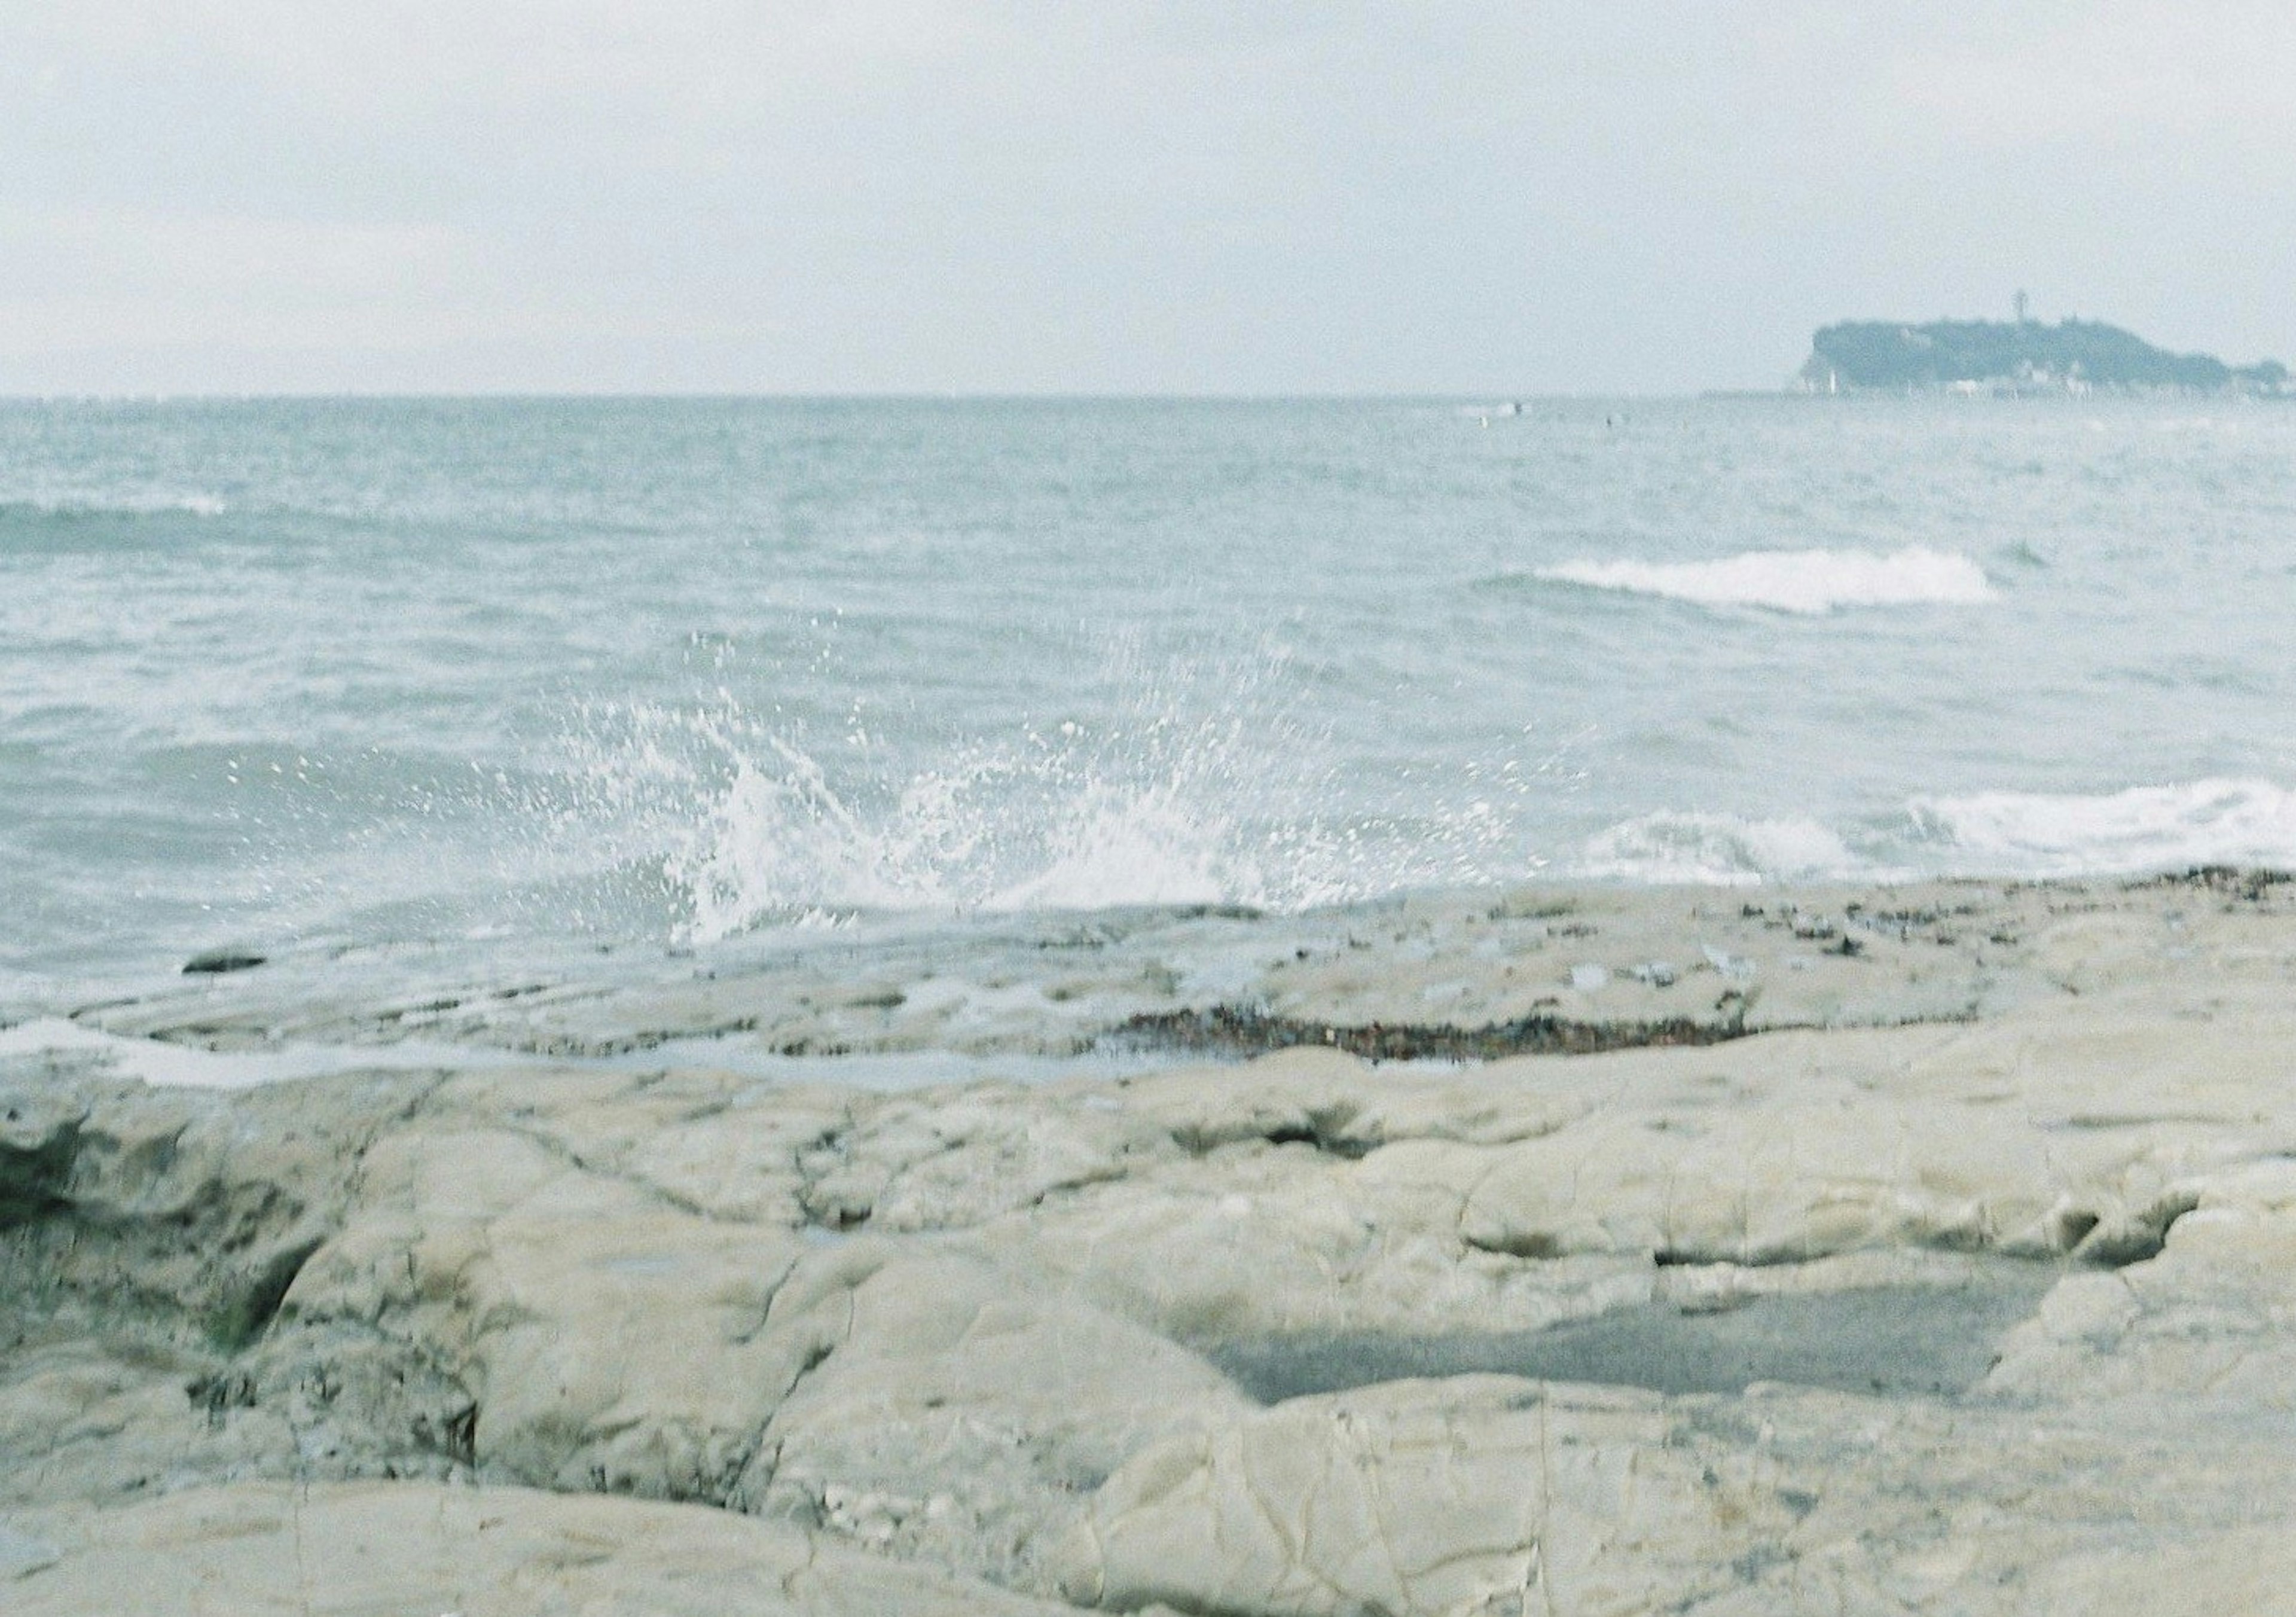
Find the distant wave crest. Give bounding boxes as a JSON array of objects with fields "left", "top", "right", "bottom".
[
  {"left": 0, "top": 491, "right": 227, "bottom": 518},
  {"left": 1910, "top": 778, "right": 2296, "bottom": 874},
  {"left": 1537, "top": 546, "right": 1995, "bottom": 614},
  {"left": 0, "top": 492, "right": 230, "bottom": 553}
]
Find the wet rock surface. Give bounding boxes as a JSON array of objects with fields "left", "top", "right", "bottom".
[
  {"left": 8, "top": 875, "right": 2296, "bottom": 1612},
  {"left": 56, "top": 875, "right": 2166, "bottom": 1064},
  {"left": 1207, "top": 1260, "right": 2057, "bottom": 1402}
]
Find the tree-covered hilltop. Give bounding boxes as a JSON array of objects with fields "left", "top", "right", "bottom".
[{"left": 1802, "top": 319, "right": 2288, "bottom": 393}]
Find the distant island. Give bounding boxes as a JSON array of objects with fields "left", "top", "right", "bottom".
[{"left": 1800, "top": 317, "right": 2288, "bottom": 396}]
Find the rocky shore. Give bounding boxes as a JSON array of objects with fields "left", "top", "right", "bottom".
[{"left": 8, "top": 873, "right": 2296, "bottom": 1613}]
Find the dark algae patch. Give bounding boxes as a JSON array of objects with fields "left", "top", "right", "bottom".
[{"left": 1113, "top": 1003, "right": 1751, "bottom": 1062}]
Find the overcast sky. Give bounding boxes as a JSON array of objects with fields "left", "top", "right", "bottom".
[{"left": 4, "top": 2, "right": 2292, "bottom": 395}]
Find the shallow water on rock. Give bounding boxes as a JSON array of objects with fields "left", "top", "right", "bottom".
[{"left": 1209, "top": 1262, "right": 2060, "bottom": 1402}]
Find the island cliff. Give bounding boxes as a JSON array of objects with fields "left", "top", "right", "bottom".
[{"left": 1802, "top": 318, "right": 2288, "bottom": 395}]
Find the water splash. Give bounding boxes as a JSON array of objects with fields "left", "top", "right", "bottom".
[
  {"left": 557, "top": 653, "right": 1562, "bottom": 942},
  {"left": 667, "top": 730, "right": 1265, "bottom": 939}
]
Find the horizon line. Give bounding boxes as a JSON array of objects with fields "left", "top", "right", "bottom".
[{"left": 0, "top": 386, "right": 1818, "bottom": 405}]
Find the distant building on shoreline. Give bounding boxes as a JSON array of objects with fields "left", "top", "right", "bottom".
[{"left": 1798, "top": 318, "right": 2289, "bottom": 396}]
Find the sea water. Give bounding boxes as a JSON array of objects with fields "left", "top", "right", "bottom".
[{"left": 7, "top": 395, "right": 2296, "bottom": 1024}]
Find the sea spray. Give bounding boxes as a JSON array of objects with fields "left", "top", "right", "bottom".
[{"left": 560, "top": 657, "right": 1559, "bottom": 941}]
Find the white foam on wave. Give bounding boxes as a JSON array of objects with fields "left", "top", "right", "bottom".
[
  {"left": 1909, "top": 778, "right": 2296, "bottom": 874},
  {"left": 1538, "top": 547, "right": 1995, "bottom": 615},
  {"left": 1574, "top": 811, "right": 1874, "bottom": 886},
  {"left": 1580, "top": 780, "right": 2296, "bottom": 887},
  {"left": 2, "top": 490, "right": 228, "bottom": 518}
]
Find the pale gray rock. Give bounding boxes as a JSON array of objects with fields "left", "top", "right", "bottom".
[
  {"left": 6, "top": 1479, "right": 1077, "bottom": 1616},
  {"left": 737, "top": 1253, "right": 1251, "bottom": 1587},
  {"left": 14, "top": 875, "right": 2296, "bottom": 1611},
  {"left": 281, "top": 1110, "right": 817, "bottom": 1500},
  {"left": 1055, "top": 1377, "right": 1784, "bottom": 1617}
]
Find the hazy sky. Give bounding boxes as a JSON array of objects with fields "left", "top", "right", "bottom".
[{"left": 4, "top": 2, "right": 2292, "bottom": 395}]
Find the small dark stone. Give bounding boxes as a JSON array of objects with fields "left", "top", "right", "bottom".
[{"left": 183, "top": 950, "right": 266, "bottom": 975}]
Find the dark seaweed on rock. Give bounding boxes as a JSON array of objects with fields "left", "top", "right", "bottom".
[
  {"left": 2131, "top": 865, "right": 2295, "bottom": 902},
  {"left": 1112, "top": 1003, "right": 1752, "bottom": 1063}
]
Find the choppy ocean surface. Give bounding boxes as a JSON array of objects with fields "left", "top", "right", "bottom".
[{"left": 7, "top": 395, "right": 2296, "bottom": 1020}]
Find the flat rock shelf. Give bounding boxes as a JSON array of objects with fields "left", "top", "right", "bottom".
[{"left": 8, "top": 874, "right": 2296, "bottom": 1614}]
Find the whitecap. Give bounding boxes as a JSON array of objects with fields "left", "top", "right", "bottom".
[
  {"left": 2, "top": 490, "right": 228, "bottom": 517},
  {"left": 1575, "top": 811, "right": 1871, "bottom": 885},
  {"left": 1536, "top": 547, "right": 1995, "bottom": 615},
  {"left": 1909, "top": 778, "right": 2296, "bottom": 874}
]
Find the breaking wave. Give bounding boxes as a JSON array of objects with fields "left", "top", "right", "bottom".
[
  {"left": 1575, "top": 812, "right": 1876, "bottom": 886},
  {"left": 1909, "top": 779, "right": 2296, "bottom": 875},
  {"left": 0, "top": 491, "right": 233, "bottom": 554},
  {"left": 0, "top": 491, "right": 228, "bottom": 518},
  {"left": 1537, "top": 547, "right": 1995, "bottom": 615},
  {"left": 1580, "top": 780, "right": 2296, "bottom": 888}
]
